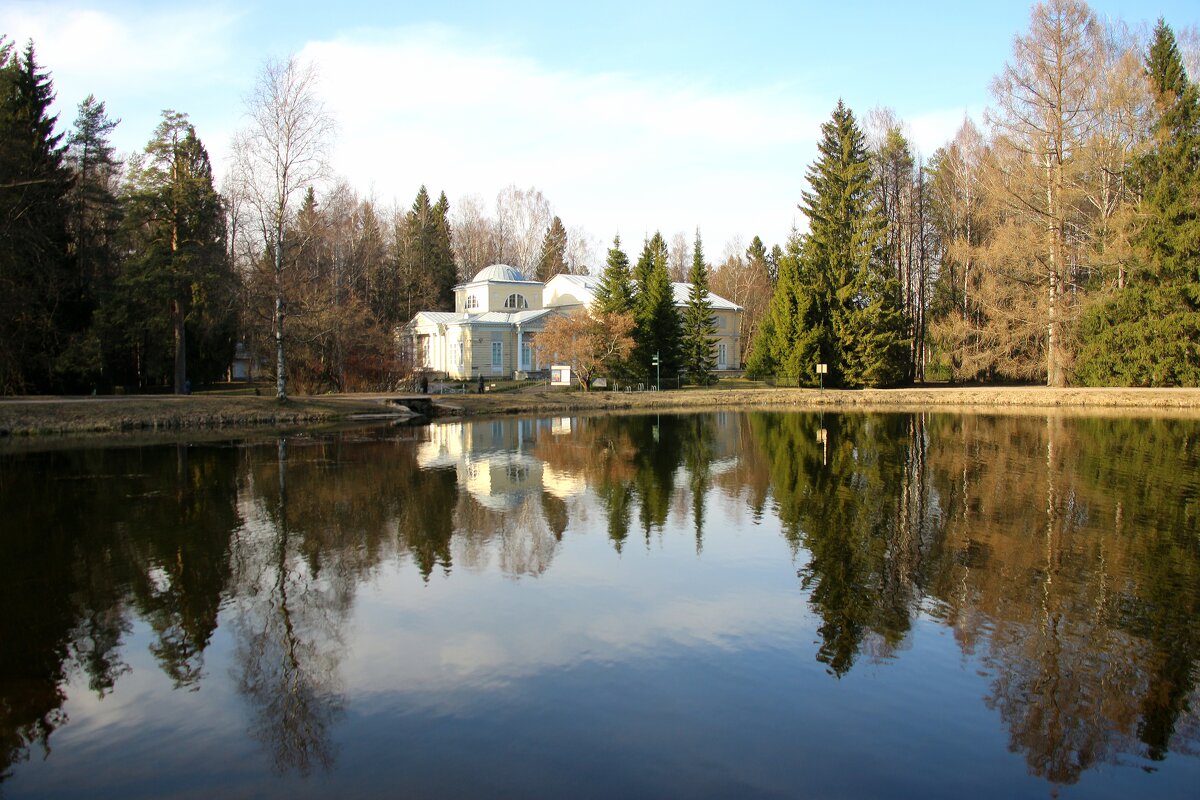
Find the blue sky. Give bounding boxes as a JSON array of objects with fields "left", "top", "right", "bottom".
[{"left": 3, "top": 0, "right": 1197, "bottom": 263}]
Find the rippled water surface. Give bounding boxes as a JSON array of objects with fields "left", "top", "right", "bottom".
[{"left": 2, "top": 411, "right": 1199, "bottom": 798}]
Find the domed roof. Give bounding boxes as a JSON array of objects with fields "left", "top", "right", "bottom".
[{"left": 472, "top": 264, "right": 526, "bottom": 283}]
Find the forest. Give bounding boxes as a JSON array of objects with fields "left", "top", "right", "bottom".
[{"left": 1, "top": 0, "right": 1198, "bottom": 395}]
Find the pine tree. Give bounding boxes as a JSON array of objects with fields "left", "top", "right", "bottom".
[
  {"left": 1075, "top": 20, "right": 1200, "bottom": 385},
  {"left": 0, "top": 39, "right": 73, "bottom": 392},
  {"left": 801, "top": 100, "right": 908, "bottom": 387},
  {"left": 535, "top": 215, "right": 568, "bottom": 282},
  {"left": 680, "top": 230, "right": 717, "bottom": 384},
  {"left": 114, "top": 112, "right": 232, "bottom": 391},
  {"left": 593, "top": 235, "right": 635, "bottom": 316},
  {"left": 59, "top": 95, "right": 122, "bottom": 385},
  {"left": 632, "top": 232, "right": 681, "bottom": 386}
]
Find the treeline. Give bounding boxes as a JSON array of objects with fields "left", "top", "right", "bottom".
[
  {"left": 0, "top": 41, "right": 236, "bottom": 393},
  {"left": 3, "top": 0, "right": 1199, "bottom": 394},
  {"left": 742, "top": 4, "right": 1200, "bottom": 387}
]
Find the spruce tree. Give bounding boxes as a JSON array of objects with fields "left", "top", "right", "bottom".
[
  {"left": 0, "top": 39, "right": 73, "bottom": 392},
  {"left": 745, "top": 228, "right": 822, "bottom": 383},
  {"left": 535, "top": 215, "right": 568, "bottom": 281},
  {"left": 593, "top": 235, "right": 635, "bottom": 316},
  {"left": 1075, "top": 20, "right": 1200, "bottom": 385},
  {"left": 680, "top": 230, "right": 717, "bottom": 384},
  {"left": 800, "top": 100, "right": 908, "bottom": 387},
  {"left": 431, "top": 191, "right": 457, "bottom": 308},
  {"left": 632, "top": 232, "right": 681, "bottom": 386}
]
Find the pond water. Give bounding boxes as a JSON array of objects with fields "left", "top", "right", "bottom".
[{"left": 2, "top": 411, "right": 1199, "bottom": 798}]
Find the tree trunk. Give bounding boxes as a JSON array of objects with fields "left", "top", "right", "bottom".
[
  {"left": 173, "top": 299, "right": 187, "bottom": 394},
  {"left": 275, "top": 228, "right": 287, "bottom": 402}
]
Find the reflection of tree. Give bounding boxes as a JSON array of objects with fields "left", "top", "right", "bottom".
[
  {"left": 749, "top": 412, "right": 930, "bottom": 676},
  {"left": 923, "top": 413, "right": 1200, "bottom": 784},
  {"left": 682, "top": 415, "right": 716, "bottom": 553},
  {"left": 0, "top": 443, "right": 240, "bottom": 777},
  {"left": 232, "top": 437, "right": 348, "bottom": 775}
]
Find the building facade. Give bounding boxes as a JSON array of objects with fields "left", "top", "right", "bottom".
[{"left": 406, "top": 264, "right": 743, "bottom": 379}]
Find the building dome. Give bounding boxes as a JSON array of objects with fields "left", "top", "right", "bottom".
[{"left": 472, "top": 264, "right": 525, "bottom": 283}]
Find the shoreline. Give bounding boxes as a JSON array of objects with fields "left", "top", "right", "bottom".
[{"left": 3, "top": 385, "right": 1200, "bottom": 440}]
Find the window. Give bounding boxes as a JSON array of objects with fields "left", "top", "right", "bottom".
[
  {"left": 718, "top": 343, "right": 727, "bottom": 368},
  {"left": 454, "top": 341, "right": 464, "bottom": 367},
  {"left": 465, "top": 295, "right": 480, "bottom": 310},
  {"left": 521, "top": 342, "right": 532, "bottom": 370},
  {"left": 492, "top": 341, "right": 503, "bottom": 369},
  {"left": 503, "top": 293, "right": 528, "bottom": 309}
]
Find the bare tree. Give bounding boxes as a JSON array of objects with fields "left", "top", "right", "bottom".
[
  {"left": 494, "top": 185, "right": 551, "bottom": 274},
  {"left": 231, "top": 55, "right": 334, "bottom": 401},
  {"left": 668, "top": 231, "right": 691, "bottom": 283},
  {"left": 450, "top": 193, "right": 500, "bottom": 277}
]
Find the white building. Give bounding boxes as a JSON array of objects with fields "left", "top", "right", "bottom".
[{"left": 406, "top": 264, "right": 743, "bottom": 380}]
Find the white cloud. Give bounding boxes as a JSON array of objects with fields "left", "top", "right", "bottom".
[
  {"left": 0, "top": 3, "right": 244, "bottom": 159},
  {"left": 299, "top": 25, "right": 826, "bottom": 256}
]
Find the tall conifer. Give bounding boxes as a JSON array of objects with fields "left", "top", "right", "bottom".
[
  {"left": 0, "top": 39, "right": 73, "bottom": 392},
  {"left": 681, "top": 230, "right": 717, "bottom": 384},
  {"left": 801, "top": 101, "right": 908, "bottom": 387}
]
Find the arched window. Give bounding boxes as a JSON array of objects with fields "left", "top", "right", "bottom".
[
  {"left": 465, "top": 295, "right": 480, "bottom": 310},
  {"left": 503, "top": 293, "right": 528, "bottom": 309}
]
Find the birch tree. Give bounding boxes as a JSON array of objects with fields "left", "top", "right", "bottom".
[{"left": 231, "top": 56, "right": 334, "bottom": 401}]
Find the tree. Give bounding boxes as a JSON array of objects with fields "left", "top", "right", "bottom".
[
  {"left": 680, "top": 230, "right": 718, "bottom": 384},
  {"left": 494, "top": 184, "right": 551, "bottom": 272},
  {"left": 745, "top": 227, "right": 822, "bottom": 382},
  {"left": 0, "top": 39, "right": 72, "bottom": 393},
  {"left": 535, "top": 215, "right": 567, "bottom": 281},
  {"left": 782, "top": 100, "right": 902, "bottom": 388},
  {"left": 231, "top": 55, "right": 334, "bottom": 402},
  {"left": 985, "top": 0, "right": 1102, "bottom": 386},
  {"left": 633, "top": 232, "right": 682, "bottom": 386},
  {"left": 1074, "top": 19, "right": 1200, "bottom": 385},
  {"left": 65, "top": 95, "right": 121, "bottom": 342},
  {"left": 116, "top": 112, "right": 233, "bottom": 392},
  {"left": 534, "top": 310, "right": 635, "bottom": 390},
  {"left": 712, "top": 236, "right": 772, "bottom": 367},
  {"left": 593, "top": 235, "right": 636, "bottom": 315}
]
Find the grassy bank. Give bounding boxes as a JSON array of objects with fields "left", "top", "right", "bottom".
[
  {"left": 436, "top": 384, "right": 1200, "bottom": 419},
  {"left": 0, "top": 394, "right": 407, "bottom": 436},
  {"left": 4, "top": 384, "right": 1200, "bottom": 438}
]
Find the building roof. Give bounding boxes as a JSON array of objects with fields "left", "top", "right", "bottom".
[
  {"left": 671, "top": 282, "right": 742, "bottom": 311},
  {"left": 472, "top": 264, "right": 526, "bottom": 283},
  {"left": 410, "top": 308, "right": 557, "bottom": 328}
]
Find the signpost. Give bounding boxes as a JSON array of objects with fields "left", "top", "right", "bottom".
[
  {"left": 652, "top": 351, "right": 661, "bottom": 391},
  {"left": 816, "top": 362, "right": 828, "bottom": 390}
]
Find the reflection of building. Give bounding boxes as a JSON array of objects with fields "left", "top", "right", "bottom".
[
  {"left": 416, "top": 419, "right": 585, "bottom": 510},
  {"left": 406, "top": 265, "right": 744, "bottom": 379}
]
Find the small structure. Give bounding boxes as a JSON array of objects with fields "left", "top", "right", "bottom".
[{"left": 550, "top": 365, "right": 572, "bottom": 386}]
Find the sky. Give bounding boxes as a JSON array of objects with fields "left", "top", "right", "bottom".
[{"left": 3, "top": 0, "right": 1198, "bottom": 265}]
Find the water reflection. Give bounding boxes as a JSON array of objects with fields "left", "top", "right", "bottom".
[{"left": 0, "top": 412, "right": 1198, "bottom": 794}]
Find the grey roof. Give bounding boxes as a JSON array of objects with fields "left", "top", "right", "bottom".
[{"left": 671, "top": 282, "right": 742, "bottom": 311}]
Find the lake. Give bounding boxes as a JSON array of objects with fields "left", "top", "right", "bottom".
[{"left": 2, "top": 411, "right": 1198, "bottom": 798}]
